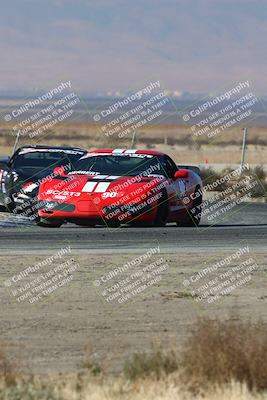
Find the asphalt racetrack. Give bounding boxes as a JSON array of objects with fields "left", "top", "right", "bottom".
[{"left": 0, "top": 203, "right": 266, "bottom": 253}]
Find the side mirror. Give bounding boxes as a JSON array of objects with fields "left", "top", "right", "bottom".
[
  {"left": 0, "top": 157, "right": 10, "bottom": 168},
  {"left": 174, "top": 169, "right": 189, "bottom": 179},
  {"left": 53, "top": 166, "right": 66, "bottom": 176}
]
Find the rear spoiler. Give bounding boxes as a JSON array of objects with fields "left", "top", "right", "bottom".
[{"left": 177, "top": 165, "right": 202, "bottom": 178}]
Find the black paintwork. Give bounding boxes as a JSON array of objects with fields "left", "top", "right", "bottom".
[{"left": 0, "top": 145, "right": 87, "bottom": 210}]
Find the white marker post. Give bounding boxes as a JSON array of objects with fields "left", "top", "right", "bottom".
[
  {"left": 12, "top": 131, "right": 20, "bottom": 154},
  {"left": 240, "top": 127, "right": 248, "bottom": 174},
  {"left": 131, "top": 131, "right": 137, "bottom": 148}
]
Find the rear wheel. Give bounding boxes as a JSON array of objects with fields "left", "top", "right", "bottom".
[{"left": 178, "top": 186, "right": 202, "bottom": 227}]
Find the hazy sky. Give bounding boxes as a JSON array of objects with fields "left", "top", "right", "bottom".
[{"left": 0, "top": 0, "right": 266, "bottom": 95}]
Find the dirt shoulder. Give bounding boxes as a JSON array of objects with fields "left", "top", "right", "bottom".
[{"left": 0, "top": 251, "right": 266, "bottom": 375}]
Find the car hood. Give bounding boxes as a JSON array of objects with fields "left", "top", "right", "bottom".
[
  {"left": 14, "top": 167, "right": 55, "bottom": 182},
  {"left": 39, "top": 173, "right": 165, "bottom": 199}
]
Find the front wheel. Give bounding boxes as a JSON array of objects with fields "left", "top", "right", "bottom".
[
  {"left": 104, "top": 220, "right": 120, "bottom": 228},
  {"left": 36, "top": 217, "right": 63, "bottom": 228},
  {"left": 72, "top": 219, "right": 96, "bottom": 227},
  {"left": 74, "top": 223, "right": 95, "bottom": 227},
  {"left": 154, "top": 190, "right": 168, "bottom": 227}
]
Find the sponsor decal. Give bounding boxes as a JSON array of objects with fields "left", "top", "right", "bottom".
[
  {"left": 19, "top": 148, "right": 84, "bottom": 155},
  {"left": 22, "top": 182, "right": 38, "bottom": 193},
  {"left": 45, "top": 189, "right": 81, "bottom": 197},
  {"left": 80, "top": 151, "right": 153, "bottom": 160},
  {"left": 102, "top": 192, "right": 119, "bottom": 198},
  {"left": 69, "top": 170, "right": 100, "bottom": 175}
]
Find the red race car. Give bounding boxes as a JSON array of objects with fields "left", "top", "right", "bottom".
[{"left": 37, "top": 149, "right": 203, "bottom": 228}]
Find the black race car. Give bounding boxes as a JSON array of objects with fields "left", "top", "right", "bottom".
[{"left": 0, "top": 145, "right": 87, "bottom": 217}]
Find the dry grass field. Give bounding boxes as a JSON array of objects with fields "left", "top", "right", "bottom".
[
  {"left": 1, "top": 317, "right": 267, "bottom": 399},
  {"left": 0, "top": 122, "right": 267, "bottom": 165}
]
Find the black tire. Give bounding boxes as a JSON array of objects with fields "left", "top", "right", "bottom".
[
  {"left": 128, "top": 220, "right": 150, "bottom": 227},
  {"left": 178, "top": 186, "right": 202, "bottom": 227},
  {"left": 5, "top": 195, "right": 16, "bottom": 214},
  {"left": 104, "top": 219, "right": 120, "bottom": 228},
  {"left": 154, "top": 190, "right": 168, "bottom": 227},
  {"left": 37, "top": 217, "right": 63, "bottom": 228},
  {"left": 74, "top": 222, "right": 95, "bottom": 227},
  {"left": 5, "top": 173, "right": 17, "bottom": 213}
]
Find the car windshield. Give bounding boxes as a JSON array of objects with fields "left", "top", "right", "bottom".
[
  {"left": 69, "top": 154, "right": 167, "bottom": 177},
  {"left": 12, "top": 150, "right": 84, "bottom": 169}
]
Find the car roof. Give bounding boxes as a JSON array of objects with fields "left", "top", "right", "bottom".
[{"left": 88, "top": 149, "right": 165, "bottom": 156}]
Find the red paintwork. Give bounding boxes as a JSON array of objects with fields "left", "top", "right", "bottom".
[{"left": 38, "top": 150, "right": 202, "bottom": 225}]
